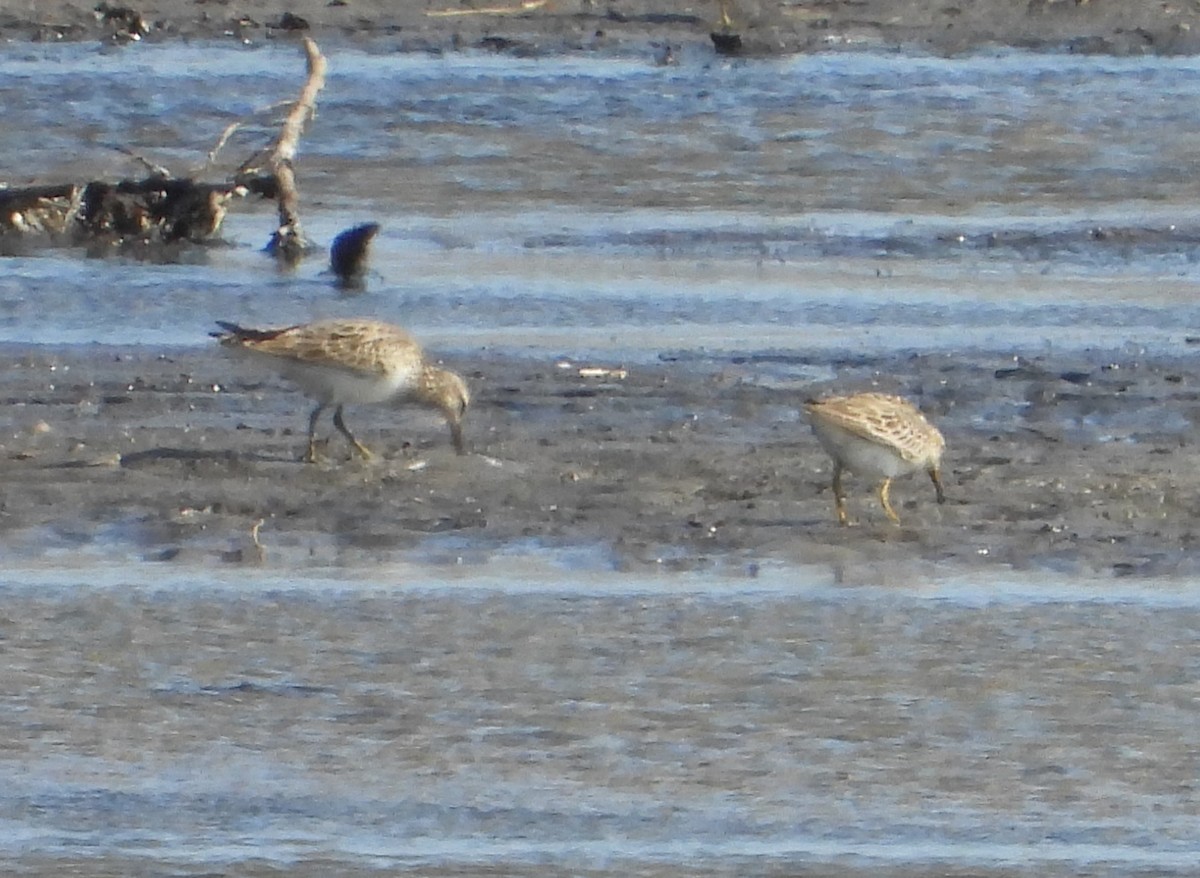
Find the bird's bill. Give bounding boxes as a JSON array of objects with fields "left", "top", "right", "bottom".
[
  {"left": 450, "top": 420, "right": 466, "bottom": 455},
  {"left": 929, "top": 466, "right": 946, "bottom": 504}
]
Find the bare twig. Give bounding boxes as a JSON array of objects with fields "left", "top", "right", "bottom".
[
  {"left": 113, "top": 145, "right": 172, "bottom": 178},
  {"left": 204, "top": 121, "right": 244, "bottom": 170},
  {"left": 206, "top": 99, "right": 293, "bottom": 174}
]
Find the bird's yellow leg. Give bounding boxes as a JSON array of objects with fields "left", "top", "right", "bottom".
[
  {"left": 832, "top": 462, "right": 850, "bottom": 526},
  {"left": 930, "top": 467, "right": 946, "bottom": 505},
  {"left": 305, "top": 404, "right": 326, "bottom": 463},
  {"left": 333, "top": 406, "right": 374, "bottom": 460},
  {"left": 878, "top": 477, "right": 901, "bottom": 525}
]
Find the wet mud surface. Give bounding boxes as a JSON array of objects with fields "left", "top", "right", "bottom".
[
  {"left": 7, "top": 0, "right": 1200, "bottom": 57},
  {"left": 3, "top": 341, "right": 1199, "bottom": 578},
  {"left": 5, "top": 4, "right": 1200, "bottom": 579}
]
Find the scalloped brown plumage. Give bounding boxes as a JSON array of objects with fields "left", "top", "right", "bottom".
[
  {"left": 805, "top": 392, "right": 945, "bottom": 526},
  {"left": 212, "top": 318, "right": 469, "bottom": 462}
]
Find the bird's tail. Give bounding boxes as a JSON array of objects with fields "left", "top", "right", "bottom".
[{"left": 211, "top": 321, "right": 289, "bottom": 343}]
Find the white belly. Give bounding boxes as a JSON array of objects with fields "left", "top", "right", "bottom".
[
  {"left": 279, "top": 360, "right": 407, "bottom": 405},
  {"left": 811, "top": 420, "right": 918, "bottom": 479}
]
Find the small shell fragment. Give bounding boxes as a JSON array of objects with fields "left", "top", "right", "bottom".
[{"left": 578, "top": 367, "right": 628, "bottom": 380}]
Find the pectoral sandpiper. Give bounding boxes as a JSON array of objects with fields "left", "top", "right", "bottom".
[
  {"left": 805, "top": 392, "right": 945, "bottom": 526},
  {"left": 212, "top": 318, "right": 469, "bottom": 462}
]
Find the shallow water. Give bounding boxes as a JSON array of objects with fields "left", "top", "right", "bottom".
[
  {"left": 3, "top": 44, "right": 1200, "bottom": 358},
  {"left": 5, "top": 42, "right": 1200, "bottom": 874},
  {"left": 2, "top": 564, "right": 1200, "bottom": 875}
]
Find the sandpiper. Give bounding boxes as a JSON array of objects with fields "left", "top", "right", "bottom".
[
  {"left": 212, "top": 318, "right": 469, "bottom": 462},
  {"left": 805, "top": 392, "right": 945, "bottom": 526}
]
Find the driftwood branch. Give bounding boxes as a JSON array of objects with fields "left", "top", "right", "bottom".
[
  {"left": 266, "top": 36, "right": 327, "bottom": 264},
  {"left": 0, "top": 184, "right": 78, "bottom": 235},
  {"left": 1, "top": 36, "right": 326, "bottom": 255},
  {"left": 78, "top": 178, "right": 237, "bottom": 241}
]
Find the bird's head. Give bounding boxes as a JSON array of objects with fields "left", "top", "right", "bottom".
[{"left": 418, "top": 366, "right": 470, "bottom": 455}]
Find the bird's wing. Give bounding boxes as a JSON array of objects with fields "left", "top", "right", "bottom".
[
  {"left": 807, "top": 394, "right": 943, "bottom": 463},
  {"left": 245, "top": 320, "right": 419, "bottom": 378}
]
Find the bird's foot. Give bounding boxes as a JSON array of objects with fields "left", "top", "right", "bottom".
[{"left": 303, "top": 439, "right": 328, "bottom": 464}]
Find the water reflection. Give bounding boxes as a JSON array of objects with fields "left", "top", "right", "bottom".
[{"left": 1, "top": 563, "right": 1199, "bottom": 873}]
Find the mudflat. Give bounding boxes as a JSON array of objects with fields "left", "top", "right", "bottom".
[
  {"left": 3, "top": 1, "right": 1199, "bottom": 578},
  {"left": 2, "top": 340, "right": 1195, "bottom": 578},
  {"left": 5, "top": 0, "right": 1200, "bottom": 56}
]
